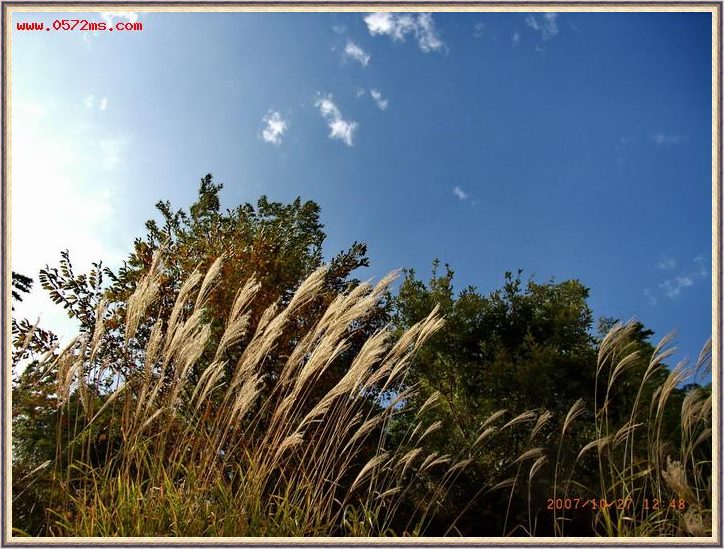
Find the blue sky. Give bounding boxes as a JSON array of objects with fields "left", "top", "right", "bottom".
[{"left": 11, "top": 10, "right": 713, "bottom": 373}]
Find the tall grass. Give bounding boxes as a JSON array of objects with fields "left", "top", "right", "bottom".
[
  {"left": 33, "top": 258, "right": 541, "bottom": 536},
  {"left": 13, "top": 258, "right": 713, "bottom": 537},
  {"left": 552, "top": 321, "right": 713, "bottom": 537}
]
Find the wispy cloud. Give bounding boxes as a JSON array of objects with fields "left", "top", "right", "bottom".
[
  {"left": 80, "top": 11, "right": 139, "bottom": 45},
  {"left": 415, "top": 13, "right": 445, "bottom": 52},
  {"left": 83, "top": 94, "right": 108, "bottom": 111},
  {"left": 656, "top": 255, "right": 709, "bottom": 300},
  {"left": 659, "top": 276, "right": 695, "bottom": 299},
  {"left": 369, "top": 89, "right": 388, "bottom": 111},
  {"left": 332, "top": 24, "right": 347, "bottom": 35},
  {"left": 315, "top": 94, "right": 358, "bottom": 146},
  {"left": 652, "top": 133, "right": 685, "bottom": 146},
  {"left": 100, "top": 11, "right": 138, "bottom": 26},
  {"left": 657, "top": 256, "right": 676, "bottom": 270},
  {"left": 355, "top": 88, "right": 366, "bottom": 98},
  {"left": 512, "top": 32, "right": 521, "bottom": 46},
  {"left": 453, "top": 185, "right": 469, "bottom": 201},
  {"left": 365, "top": 12, "right": 415, "bottom": 41},
  {"left": 259, "top": 110, "right": 288, "bottom": 146},
  {"left": 473, "top": 22, "right": 485, "bottom": 38},
  {"left": 364, "top": 12, "right": 445, "bottom": 53},
  {"left": 343, "top": 41, "right": 371, "bottom": 66},
  {"left": 525, "top": 13, "right": 559, "bottom": 41},
  {"left": 83, "top": 12, "right": 139, "bottom": 44}
]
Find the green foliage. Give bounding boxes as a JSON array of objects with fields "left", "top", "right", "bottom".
[
  {"left": 395, "top": 264, "right": 597, "bottom": 413},
  {"left": 389, "top": 262, "right": 705, "bottom": 536},
  {"left": 101, "top": 175, "right": 384, "bottom": 394},
  {"left": 10, "top": 177, "right": 711, "bottom": 538},
  {"left": 38, "top": 251, "right": 106, "bottom": 332},
  {"left": 10, "top": 272, "right": 58, "bottom": 368},
  {"left": 11, "top": 271, "right": 33, "bottom": 305}
]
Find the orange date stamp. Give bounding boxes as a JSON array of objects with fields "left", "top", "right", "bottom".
[{"left": 547, "top": 497, "right": 688, "bottom": 512}]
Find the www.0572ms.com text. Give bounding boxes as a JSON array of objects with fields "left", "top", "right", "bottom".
[{"left": 16, "top": 19, "right": 143, "bottom": 32}]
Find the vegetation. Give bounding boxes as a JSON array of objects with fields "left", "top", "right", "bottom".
[{"left": 11, "top": 175, "right": 713, "bottom": 537}]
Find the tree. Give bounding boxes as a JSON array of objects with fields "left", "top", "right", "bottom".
[
  {"left": 14, "top": 174, "right": 389, "bottom": 534},
  {"left": 11, "top": 272, "right": 58, "bottom": 368},
  {"left": 390, "top": 263, "right": 600, "bottom": 535},
  {"left": 12, "top": 271, "right": 33, "bottom": 304},
  {"left": 97, "top": 176, "right": 388, "bottom": 415},
  {"left": 390, "top": 262, "right": 704, "bottom": 536},
  {"left": 394, "top": 263, "right": 597, "bottom": 417}
]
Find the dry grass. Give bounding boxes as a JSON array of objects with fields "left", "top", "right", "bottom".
[
  {"left": 553, "top": 320, "right": 713, "bottom": 537},
  {"left": 15, "top": 261, "right": 713, "bottom": 538},
  {"left": 38, "top": 257, "right": 535, "bottom": 537}
]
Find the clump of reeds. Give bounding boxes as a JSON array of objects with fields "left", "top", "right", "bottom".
[
  {"left": 21, "top": 259, "right": 711, "bottom": 538},
  {"left": 551, "top": 320, "right": 713, "bottom": 537},
  {"left": 39, "top": 257, "right": 542, "bottom": 537}
]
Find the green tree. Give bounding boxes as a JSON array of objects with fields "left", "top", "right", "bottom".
[
  {"left": 11, "top": 272, "right": 58, "bottom": 368},
  {"left": 390, "top": 262, "right": 703, "bottom": 536},
  {"left": 390, "top": 263, "right": 600, "bottom": 535},
  {"left": 12, "top": 271, "right": 33, "bottom": 304},
  {"left": 99, "top": 176, "right": 387, "bottom": 415}
]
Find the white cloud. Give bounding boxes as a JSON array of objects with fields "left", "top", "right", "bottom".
[
  {"left": 332, "top": 24, "right": 347, "bottom": 35},
  {"left": 660, "top": 276, "right": 694, "bottom": 299},
  {"left": 344, "top": 41, "right": 371, "bottom": 66},
  {"left": 100, "top": 11, "right": 138, "bottom": 26},
  {"left": 657, "top": 256, "right": 676, "bottom": 270},
  {"left": 369, "top": 89, "right": 388, "bottom": 111},
  {"left": 83, "top": 94, "right": 108, "bottom": 111},
  {"left": 83, "top": 12, "right": 139, "bottom": 45},
  {"left": 453, "top": 185, "right": 469, "bottom": 201},
  {"left": 315, "top": 94, "right": 357, "bottom": 146},
  {"left": 652, "top": 133, "right": 685, "bottom": 146},
  {"left": 657, "top": 255, "right": 709, "bottom": 300},
  {"left": 84, "top": 12, "right": 137, "bottom": 44},
  {"left": 355, "top": 88, "right": 366, "bottom": 98},
  {"left": 525, "top": 13, "right": 559, "bottom": 41},
  {"left": 512, "top": 31, "right": 521, "bottom": 45},
  {"left": 415, "top": 13, "right": 445, "bottom": 52},
  {"left": 260, "top": 110, "right": 288, "bottom": 146},
  {"left": 364, "top": 12, "right": 414, "bottom": 41},
  {"left": 473, "top": 22, "right": 485, "bottom": 38},
  {"left": 364, "top": 12, "right": 445, "bottom": 52}
]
